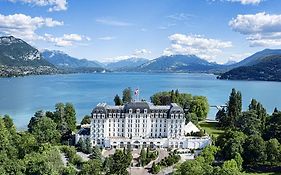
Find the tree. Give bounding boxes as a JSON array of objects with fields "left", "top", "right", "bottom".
[
  {"left": 122, "top": 87, "right": 132, "bottom": 103},
  {"left": 150, "top": 90, "right": 209, "bottom": 122},
  {"left": 243, "top": 134, "right": 266, "bottom": 164},
  {"left": 77, "top": 138, "right": 86, "bottom": 153},
  {"left": 186, "top": 113, "right": 198, "bottom": 124},
  {"left": 220, "top": 159, "right": 242, "bottom": 175},
  {"left": 236, "top": 111, "right": 262, "bottom": 135},
  {"left": 151, "top": 162, "right": 160, "bottom": 174},
  {"left": 178, "top": 158, "right": 205, "bottom": 175},
  {"left": 266, "top": 138, "right": 280, "bottom": 165},
  {"left": 24, "top": 146, "right": 64, "bottom": 175},
  {"left": 85, "top": 138, "right": 93, "bottom": 154},
  {"left": 30, "top": 116, "right": 61, "bottom": 144},
  {"left": 54, "top": 103, "right": 65, "bottom": 124},
  {"left": 248, "top": 99, "right": 267, "bottom": 132},
  {"left": 200, "top": 145, "right": 219, "bottom": 165},
  {"left": 226, "top": 88, "right": 242, "bottom": 128},
  {"left": 114, "top": 94, "right": 123, "bottom": 105},
  {"left": 90, "top": 146, "right": 102, "bottom": 161},
  {"left": 216, "top": 108, "right": 228, "bottom": 128},
  {"left": 0, "top": 117, "right": 12, "bottom": 155},
  {"left": 189, "top": 96, "right": 209, "bottom": 121},
  {"left": 64, "top": 103, "right": 77, "bottom": 132},
  {"left": 273, "top": 107, "right": 279, "bottom": 113},
  {"left": 17, "top": 132, "right": 37, "bottom": 159},
  {"left": 3, "top": 115, "right": 16, "bottom": 134},
  {"left": 234, "top": 153, "right": 243, "bottom": 171},
  {"left": 62, "top": 165, "right": 77, "bottom": 175},
  {"left": 80, "top": 159, "right": 102, "bottom": 175},
  {"left": 216, "top": 131, "right": 246, "bottom": 160},
  {"left": 28, "top": 110, "right": 44, "bottom": 132},
  {"left": 265, "top": 111, "right": 281, "bottom": 143},
  {"left": 81, "top": 115, "right": 91, "bottom": 125},
  {"left": 102, "top": 157, "right": 112, "bottom": 174},
  {"left": 109, "top": 149, "right": 132, "bottom": 175}
]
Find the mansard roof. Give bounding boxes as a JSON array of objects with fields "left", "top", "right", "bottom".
[
  {"left": 124, "top": 101, "right": 150, "bottom": 112},
  {"left": 91, "top": 101, "right": 185, "bottom": 116}
]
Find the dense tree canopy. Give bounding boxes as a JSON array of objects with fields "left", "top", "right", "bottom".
[
  {"left": 30, "top": 116, "right": 61, "bottom": 144},
  {"left": 151, "top": 90, "right": 209, "bottom": 123},
  {"left": 264, "top": 111, "right": 281, "bottom": 142},
  {"left": 236, "top": 111, "right": 262, "bottom": 135},
  {"left": 243, "top": 134, "right": 267, "bottom": 164},
  {"left": 216, "top": 131, "right": 246, "bottom": 160}
]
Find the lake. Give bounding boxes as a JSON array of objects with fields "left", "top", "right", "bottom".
[{"left": 1, "top": 72, "right": 281, "bottom": 129}]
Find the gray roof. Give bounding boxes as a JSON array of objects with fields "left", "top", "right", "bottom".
[
  {"left": 91, "top": 101, "right": 184, "bottom": 117},
  {"left": 170, "top": 103, "right": 184, "bottom": 113},
  {"left": 78, "top": 128, "right": 90, "bottom": 135},
  {"left": 124, "top": 101, "right": 151, "bottom": 112}
]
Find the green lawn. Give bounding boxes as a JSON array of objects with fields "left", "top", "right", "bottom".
[{"left": 198, "top": 121, "right": 224, "bottom": 138}]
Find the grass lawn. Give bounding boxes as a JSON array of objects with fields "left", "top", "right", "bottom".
[{"left": 198, "top": 121, "right": 224, "bottom": 138}]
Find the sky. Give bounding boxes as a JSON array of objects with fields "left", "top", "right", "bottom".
[{"left": 0, "top": 0, "right": 281, "bottom": 63}]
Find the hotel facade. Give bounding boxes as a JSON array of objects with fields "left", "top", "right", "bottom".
[{"left": 76, "top": 101, "right": 210, "bottom": 149}]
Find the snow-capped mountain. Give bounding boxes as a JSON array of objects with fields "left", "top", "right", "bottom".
[{"left": 0, "top": 36, "right": 53, "bottom": 67}]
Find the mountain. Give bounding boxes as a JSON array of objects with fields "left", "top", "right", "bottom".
[
  {"left": 218, "top": 55, "right": 281, "bottom": 81},
  {"left": 232, "top": 49, "right": 281, "bottom": 67},
  {"left": 106, "top": 57, "right": 148, "bottom": 71},
  {"left": 42, "top": 50, "right": 102, "bottom": 68},
  {"left": 136, "top": 55, "right": 226, "bottom": 73},
  {"left": 0, "top": 36, "right": 53, "bottom": 67}
]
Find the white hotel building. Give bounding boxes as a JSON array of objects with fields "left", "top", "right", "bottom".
[{"left": 76, "top": 101, "right": 211, "bottom": 149}]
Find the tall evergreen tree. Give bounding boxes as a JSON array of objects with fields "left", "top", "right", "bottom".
[
  {"left": 226, "top": 88, "right": 242, "bottom": 128},
  {"left": 114, "top": 94, "right": 123, "bottom": 105},
  {"left": 64, "top": 103, "right": 76, "bottom": 132},
  {"left": 122, "top": 87, "right": 132, "bottom": 103}
]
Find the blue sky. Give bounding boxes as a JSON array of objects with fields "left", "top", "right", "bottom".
[{"left": 0, "top": 0, "right": 281, "bottom": 63}]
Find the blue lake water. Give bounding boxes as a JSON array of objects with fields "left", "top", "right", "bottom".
[{"left": 0, "top": 72, "right": 281, "bottom": 129}]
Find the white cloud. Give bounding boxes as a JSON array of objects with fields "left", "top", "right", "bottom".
[
  {"left": 7, "top": 0, "right": 68, "bottom": 12},
  {"left": 229, "top": 12, "right": 281, "bottom": 46},
  {"left": 96, "top": 18, "right": 132, "bottom": 27},
  {"left": 227, "top": 0, "right": 262, "bottom": 5},
  {"left": 211, "top": 0, "right": 262, "bottom": 5},
  {"left": 132, "top": 49, "right": 152, "bottom": 57},
  {"left": 0, "top": 13, "right": 63, "bottom": 40},
  {"left": 163, "top": 34, "right": 232, "bottom": 60},
  {"left": 229, "top": 12, "right": 281, "bottom": 34},
  {"left": 0, "top": 13, "right": 89, "bottom": 47},
  {"left": 43, "top": 33, "right": 90, "bottom": 47},
  {"left": 167, "top": 13, "right": 194, "bottom": 21},
  {"left": 103, "top": 49, "right": 152, "bottom": 62},
  {"left": 98, "top": 36, "right": 116, "bottom": 41}
]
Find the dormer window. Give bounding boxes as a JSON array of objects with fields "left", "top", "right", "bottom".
[
  {"left": 129, "top": 109, "right": 132, "bottom": 113},
  {"left": 136, "top": 109, "right": 140, "bottom": 113},
  {"left": 144, "top": 109, "right": 147, "bottom": 114}
]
